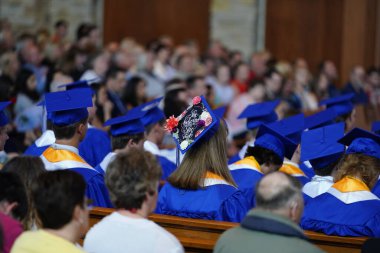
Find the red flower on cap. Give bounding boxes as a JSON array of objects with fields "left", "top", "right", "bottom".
[
  {"left": 165, "top": 115, "right": 179, "bottom": 132},
  {"left": 193, "top": 96, "right": 201, "bottom": 105}
]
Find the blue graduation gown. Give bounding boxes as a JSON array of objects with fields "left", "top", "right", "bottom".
[
  {"left": 299, "top": 161, "right": 315, "bottom": 179},
  {"left": 301, "top": 176, "right": 380, "bottom": 237},
  {"left": 24, "top": 143, "right": 49, "bottom": 156},
  {"left": 229, "top": 156, "right": 263, "bottom": 208},
  {"left": 40, "top": 144, "right": 112, "bottom": 208},
  {"left": 157, "top": 155, "right": 177, "bottom": 180},
  {"left": 279, "top": 161, "right": 310, "bottom": 186},
  {"left": 79, "top": 127, "right": 111, "bottom": 168},
  {"left": 156, "top": 173, "right": 249, "bottom": 222},
  {"left": 372, "top": 180, "right": 380, "bottom": 198}
]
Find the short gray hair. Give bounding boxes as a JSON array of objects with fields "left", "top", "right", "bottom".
[{"left": 255, "top": 172, "right": 302, "bottom": 210}]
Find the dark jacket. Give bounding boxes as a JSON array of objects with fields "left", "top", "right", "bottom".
[{"left": 214, "top": 210, "right": 324, "bottom": 253}]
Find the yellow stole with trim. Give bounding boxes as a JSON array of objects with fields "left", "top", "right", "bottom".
[
  {"left": 234, "top": 156, "right": 262, "bottom": 172},
  {"left": 279, "top": 161, "right": 305, "bottom": 176},
  {"left": 333, "top": 176, "right": 370, "bottom": 193},
  {"left": 42, "top": 147, "right": 88, "bottom": 164}
]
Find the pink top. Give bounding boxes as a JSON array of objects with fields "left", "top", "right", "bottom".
[{"left": 0, "top": 212, "right": 23, "bottom": 253}]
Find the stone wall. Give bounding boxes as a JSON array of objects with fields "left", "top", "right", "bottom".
[
  {"left": 211, "top": 0, "right": 266, "bottom": 58},
  {"left": 0, "top": 0, "right": 103, "bottom": 41}
]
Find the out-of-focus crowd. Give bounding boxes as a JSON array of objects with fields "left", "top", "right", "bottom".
[{"left": 0, "top": 19, "right": 379, "bottom": 154}]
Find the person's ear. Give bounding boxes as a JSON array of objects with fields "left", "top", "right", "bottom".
[{"left": 73, "top": 205, "right": 84, "bottom": 225}]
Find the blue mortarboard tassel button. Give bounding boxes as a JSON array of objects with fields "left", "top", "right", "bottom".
[{"left": 65, "top": 94, "right": 71, "bottom": 101}]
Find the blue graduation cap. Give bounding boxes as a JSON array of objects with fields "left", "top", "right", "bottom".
[
  {"left": 301, "top": 122, "right": 345, "bottom": 170},
  {"left": 137, "top": 97, "right": 165, "bottom": 126},
  {"left": 0, "top": 101, "right": 11, "bottom": 127},
  {"left": 372, "top": 121, "right": 380, "bottom": 135},
  {"left": 238, "top": 100, "right": 280, "bottom": 130},
  {"left": 104, "top": 111, "right": 145, "bottom": 136},
  {"left": 255, "top": 124, "right": 298, "bottom": 160},
  {"left": 268, "top": 113, "right": 305, "bottom": 144},
  {"left": 319, "top": 93, "right": 354, "bottom": 116},
  {"left": 44, "top": 89, "right": 93, "bottom": 126},
  {"left": 305, "top": 108, "right": 337, "bottom": 130},
  {"left": 338, "top": 128, "right": 380, "bottom": 160},
  {"left": 167, "top": 96, "right": 219, "bottom": 154},
  {"left": 214, "top": 106, "right": 227, "bottom": 119}
]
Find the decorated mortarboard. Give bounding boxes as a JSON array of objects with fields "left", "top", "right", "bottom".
[
  {"left": 301, "top": 122, "right": 345, "bottom": 170},
  {"left": 104, "top": 111, "right": 145, "bottom": 136},
  {"left": 213, "top": 106, "right": 227, "bottom": 119},
  {"left": 338, "top": 128, "right": 380, "bottom": 160},
  {"left": 268, "top": 113, "right": 305, "bottom": 144},
  {"left": 305, "top": 108, "right": 337, "bottom": 130},
  {"left": 238, "top": 100, "right": 280, "bottom": 130},
  {"left": 255, "top": 124, "right": 298, "bottom": 161},
  {"left": 372, "top": 121, "right": 380, "bottom": 135},
  {"left": 0, "top": 101, "right": 11, "bottom": 127},
  {"left": 137, "top": 97, "right": 165, "bottom": 126},
  {"left": 165, "top": 96, "right": 219, "bottom": 154},
  {"left": 319, "top": 93, "right": 354, "bottom": 116},
  {"left": 44, "top": 89, "right": 93, "bottom": 126}
]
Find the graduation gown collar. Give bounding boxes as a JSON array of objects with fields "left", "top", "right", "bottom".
[
  {"left": 229, "top": 156, "right": 262, "bottom": 173},
  {"left": 333, "top": 176, "right": 370, "bottom": 193}
]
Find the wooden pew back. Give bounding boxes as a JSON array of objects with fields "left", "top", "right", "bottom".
[{"left": 89, "top": 207, "right": 367, "bottom": 253}]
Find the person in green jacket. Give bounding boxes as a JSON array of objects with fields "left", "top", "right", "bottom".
[{"left": 214, "top": 172, "right": 325, "bottom": 253}]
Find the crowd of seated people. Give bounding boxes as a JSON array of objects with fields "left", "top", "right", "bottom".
[{"left": 1, "top": 18, "right": 380, "bottom": 253}]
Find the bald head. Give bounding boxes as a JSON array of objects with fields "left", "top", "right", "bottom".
[{"left": 256, "top": 172, "right": 302, "bottom": 212}]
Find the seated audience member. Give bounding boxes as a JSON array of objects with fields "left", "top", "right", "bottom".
[
  {"left": 226, "top": 79, "right": 266, "bottom": 137},
  {"left": 0, "top": 172, "right": 27, "bottom": 253},
  {"left": 84, "top": 150, "right": 184, "bottom": 253},
  {"left": 186, "top": 75, "right": 207, "bottom": 98},
  {"left": 317, "top": 60, "right": 340, "bottom": 98},
  {"left": 2, "top": 156, "right": 46, "bottom": 229},
  {"left": 319, "top": 93, "right": 356, "bottom": 132},
  {"left": 229, "top": 124, "right": 297, "bottom": 207},
  {"left": 301, "top": 123, "right": 345, "bottom": 205},
  {"left": 264, "top": 68, "right": 283, "bottom": 100},
  {"left": 11, "top": 170, "right": 89, "bottom": 253},
  {"left": 301, "top": 128, "right": 380, "bottom": 237},
  {"left": 122, "top": 76, "right": 147, "bottom": 110},
  {"left": 342, "top": 66, "right": 368, "bottom": 104},
  {"left": 163, "top": 78, "right": 188, "bottom": 118},
  {"left": 268, "top": 114, "right": 310, "bottom": 185},
  {"left": 80, "top": 51, "right": 109, "bottom": 82},
  {"left": 214, "top": 172, "right": 323, "bottom": 253},
  {"left": 39, "top": 89, "right": 111, "bottom": 207},
  {"left": 228, "top": 99, "right": 280, "bottom": 164},
  {"left": 95, "top": 110, "right": 146, "bottom": 175},
  {"left": 104, "top": 67, "right": 127, "bottom": 117},
  {"left": 231, "top": 62, "right": 250, "bottom": 94},
  {"left": 157, "top": 96, "right": 249, "bottom": 222},
  {"left": 210, "top": 64, "right": 235, "bottom": 106}
]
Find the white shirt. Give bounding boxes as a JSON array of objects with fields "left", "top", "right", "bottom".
[
  {"left": 302, "top": 175, "right": 334, "bottom": 198},
  {"left": 84, "top": 212, "right": 184, "bottom": 253}
]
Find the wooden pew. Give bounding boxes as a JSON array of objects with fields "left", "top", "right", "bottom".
[{"left": 88, "top": 207, "right": 367, "bottom": 253}]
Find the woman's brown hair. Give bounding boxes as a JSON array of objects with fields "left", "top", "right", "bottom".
[
  {"left": 168, "top": 121, "right": 236, "bottom": 189},
  {"left": 2, "top": 156, "right": 46, "bottom": 229},
  {"left": 334, "top": 153, "right": 380, "bottom": 189}
]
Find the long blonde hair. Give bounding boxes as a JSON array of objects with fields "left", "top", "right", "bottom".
[{"left": 168, "top": 121, "right": 236, "bottom": 189}]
